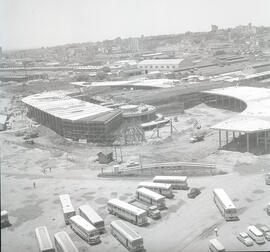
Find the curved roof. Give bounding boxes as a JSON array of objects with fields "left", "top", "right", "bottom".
[
  {"left": 22, "top": 91, "right": 113, "bottom": 121},
  {"left": 203, "top": 86, "right": 270, "bottom": 133}
]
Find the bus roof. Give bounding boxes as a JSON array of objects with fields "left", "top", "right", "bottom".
[
  {"left": 35, "top": 226, "right": 54, "bottom": 251},
  {"left": 153, "top": 176, "right": 187, "bottom": 182},
  {"left": 79, "top": 204, "right": 103, "bottom": 224},
  {"left": 138, "top": 182, "right": 172, "bottom": 190},
  {"left": 59, "top": 194, "right": 74, "bottom": 212},
  {"left": 209, "top": 239, "right": 225, "bottom": 250},
  {"left": 70, "top": 215, "right": 97, "bottom": 232},
  {"left": 108, "top": 199, "right": 146, "bottom": 215},
  {"left": 54, "top": 231, "right": 78, "bottom": 252},
  {"left": 247, "top": 225, "right": 263, "bottom": 236},
  {"left": 136, "top": 187, "right": 165, "bottom": 201},
  {"left": 213, "top": 188, "right": 236, "bottom": 209},
  {"left": 110, "top": 220, "right": 142, "bottom": 242}
]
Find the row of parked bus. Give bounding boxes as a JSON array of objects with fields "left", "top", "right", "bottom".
[
  {"left": 106, "top": 176, "right": 189, "bottom": 251},
  {"left": 58, "top": 194, "right": 105, "bottom": 246},
  {"left": 35, "top": 226, "right": 78, "bottom": 252},
  {"left": 107, "top": 176, "right": 189, "bottom": 226}
]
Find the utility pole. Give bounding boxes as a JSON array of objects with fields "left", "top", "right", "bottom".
[
  {"left": 139, "top": 154, "right": 142, "bottom": 172},
  {"left": 114, "top": 146, "right": 118, "bottom": 163},
  {"left": 119, "top": 146, "right": 123, "bottom": 163},
  {"left": 170, "top": 119, "right": 173, "bottom": 136}
]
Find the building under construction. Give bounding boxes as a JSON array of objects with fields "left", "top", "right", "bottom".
[
  {"left": 22, "top": 91, "right": 122, "bottom": 143},
  {"left": 201, "top": 86, "right": 270, "bottom": 153}
]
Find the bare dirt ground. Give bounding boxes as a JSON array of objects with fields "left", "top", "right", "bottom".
[{"left": 1, "top": 83, "right": 270, "bottom": 252}]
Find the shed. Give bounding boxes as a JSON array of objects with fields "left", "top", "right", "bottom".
[{"left": 97, "top": 150, "right": 113, "bottom": 164}]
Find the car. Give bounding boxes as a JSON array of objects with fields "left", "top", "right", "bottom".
[
  {"left": 189, "top": 135, "right": 204, "bottom": 143},
  {"left": 257, "top": 225, "right": 270, "bottom": 241},
  {"left": 237, "top": 232, "right": 253, "bottom": 246},
  {"left": 187, "top": 188, "right": 201, "bottom": 199}
]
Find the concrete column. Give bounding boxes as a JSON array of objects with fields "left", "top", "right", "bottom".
[
  {"left": 226, "top": 131, "right": 228, "bottom": 144},
  {"left": 247, "top": 133, "right": 250, "bottom": 152},
  {"left": 219, "top": 130, "right": 221, "bottom": 149}
]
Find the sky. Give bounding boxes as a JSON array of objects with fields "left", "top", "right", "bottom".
[{"left": 0, "top": 0, "right": 270, "bottom": 50}]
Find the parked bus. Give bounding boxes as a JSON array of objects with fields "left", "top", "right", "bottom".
[
  {"left": 69, "top": 215, "right": 100, "bottom": 245},
  {"left": 209, "top": 239, "right": 225, "bottom": 252},
  {"left": 110, "top": 220, "right": 144, "bottom": 252},
  {"left": 130, "top": 200, "right": 161, "bottom": 219},
  {"left": 137, "top": 182, "right": 173, "bottom": 198},
  {"left": 136, "top": 187, "right": 166, "bottom": 210},
  {"left": 54, "top": 231, "right": 79, "bottom": 252},
  {"left": 78, "top": 204, "right": 105, "bottom": 234},
  {"left": 35, "top": 226, "right": 55, "bottom": 252},
  {"left": 213, "top": 188, "right": 238, "bottom": 221},
  {"left": 153, "top": 176, "right": 189, "bottom": 190},
  {"left": 107, "top": 199, "right": 148, "bottom": 226},
  {"left": 59, "top": 194, "right": 75, "bottom": 224},
  {"left": 265, "top": 173, "right": 270, "bottom": 185},
  {"left": 247, "top": 225, "right": 265, "bottom": 244}
]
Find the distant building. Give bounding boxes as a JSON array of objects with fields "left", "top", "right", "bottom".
[
  {"left": 137, "top": 59, "right": 184, "bottom": 73},
  {"left": 97, "top": 151, "right": 113, "bottom": 164},
  {"left": 211, "top": 25, "right": 218, "bottom": 32}
]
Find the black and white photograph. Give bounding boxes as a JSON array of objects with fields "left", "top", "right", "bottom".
[{"left": 0, "top": 0, "right": 270, "bottom": 251}]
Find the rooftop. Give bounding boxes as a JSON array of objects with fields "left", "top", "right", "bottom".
[
  {"left": 111, "top": 220, "right": 142, "bottom": 241},
  {"left": 136, "top": 187, "right": 165, "bottom": 201},
  {"left": 89, "top": 79, "right": 180, "bottom": 89},
  {"left": 108, "top": 198, "right": 146, "bottom": 215},
  {"left": 138, "top": 59, "right": 184, "bottom": 66},
  {"left": 203, "top": 86, "right": 270, "bottom": 133},
  {"left": 22, "top": 91, "right": 113, "bottom": 122}
]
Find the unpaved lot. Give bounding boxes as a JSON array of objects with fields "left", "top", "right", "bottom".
[{"left": 1, "top": 84, "right": 270, "bottom": 252}]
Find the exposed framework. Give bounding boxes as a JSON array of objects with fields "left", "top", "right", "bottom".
[
  {"left": 202, "top": 86, "right": 270, "bottom": 153},
  {"left": 22, "top": 91, "right": 122, "bottom": 143}
]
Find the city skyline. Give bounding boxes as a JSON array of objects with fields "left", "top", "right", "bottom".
[{"left": 1, "top": 0, "right": 270, "bottom": 51}]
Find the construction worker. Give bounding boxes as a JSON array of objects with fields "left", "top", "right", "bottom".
[{"left": 33, "top": 182, "right": 36, "bottom": 188}]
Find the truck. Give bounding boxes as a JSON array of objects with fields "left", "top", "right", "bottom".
[
  {"left": 129, "top": 199, "right": 161, "bottom": 220},
  {"left": 1, "top": 210, "right": 10, "bottom": 228}
]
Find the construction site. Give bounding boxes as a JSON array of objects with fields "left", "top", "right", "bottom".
[{"left": 1, "top": 72, "right": 270, "bottom": 252}]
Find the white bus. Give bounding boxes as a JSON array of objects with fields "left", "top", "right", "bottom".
[
  {"left": 213, "top": 188, "right": 238, "bottom": 221},
  {"left": 69, "top": 215, "right": 100, "bottom": 245},
  {"left": 136, "top": 187, "right": 166, "bottom": 210},
  {"left": 35, "top": 226, "right": 55, "bottom": 252},
  {"left": 110, "top": 220, "right": 144, "bottom": 252},
  {"left": 78, "top": 204, "right": 105, "bottom": 234},
  {"left": 153, "top": 176, "right": 189, "bottom": 190},
  {"left": 137, "top": 182, "right": 173, "bottom": 198},
  {"left": 54, "top": 231, "right": 78, "bottom": 252},
  {"left": 107, "top": 199, "right": 148, "bottom": 226},
  {"left": 209, "top": 239, "right": 225, "bottom": 252},
  {"left": 247, "top": 225, "right": 265, "bottom": 244},
  {"left": 59, "top": 194, "right": 76, "bottom": 225}
]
